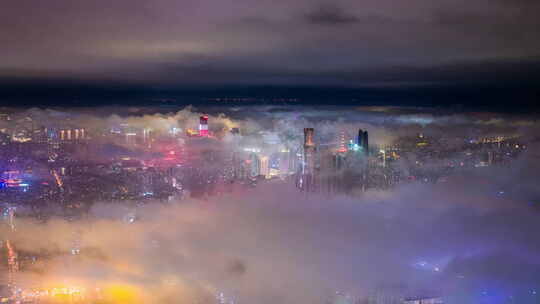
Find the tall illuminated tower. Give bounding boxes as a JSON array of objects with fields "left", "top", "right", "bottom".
[
  {"left": 338, "top": 131, "right": 347, "bottom": 153},
  {"left": 298, "top": 128, "right": 317, "bottom": 192},
  {"left": 304, "top": 128, "right": 314, "bottom": 147},
  {"left": 199, "top": 115, "right": 209, "bottom": 137}
]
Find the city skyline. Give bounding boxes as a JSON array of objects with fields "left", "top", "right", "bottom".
[
  {"left": 1, "top": 106, "right": 539, "bottom": 303},
  {"left": 1, "top": 0, "right": 540, "bottom": 303}
]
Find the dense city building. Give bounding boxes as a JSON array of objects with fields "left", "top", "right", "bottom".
[{"left": 0, "top": 109, "right": 531, "bottom": 304}]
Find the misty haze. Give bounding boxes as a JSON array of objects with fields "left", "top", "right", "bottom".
[
  {"left": 0, "top": 106, "right": 538, "bottom": 304},
  {"left": 1, "top": 0, "right": 540, "bottom": 303}
]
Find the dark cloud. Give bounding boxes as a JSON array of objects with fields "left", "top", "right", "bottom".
[
  {"left": 0, "top": 0, "right": 539, "bottom": 90},
  {"left": 304, "top": 4, "right": 360, "bottom": 25},
  {"left": 496, "top": 0, "right": 540, "bottom": 7},
  {"left": 433, "top": 6, "right": 540, "bottom": 39},
  {"left": 225, "top": 259, "right": 247, "bottom": 277}
]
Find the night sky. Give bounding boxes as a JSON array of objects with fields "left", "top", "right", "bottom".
[{"left": 1, "top": 0, "right": 539, "bottom": 106}]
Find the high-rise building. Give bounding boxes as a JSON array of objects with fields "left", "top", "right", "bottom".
[
  {"left": 298, "top": 128, "right": 317, "bottom": 192},
  {"left": 259, "top": 155, "right": 270, "bottom": 178},
  {"left": 363, "top": 131, "right": 369, "bottom": 155},
  {"left": 249, "top": 153, "right": 260, "bottom": 178},
  {"left": 59, "top": 128, "right": 86, "bottom": 142},
  {"left": 358, "top": 129, "right": 369, "bottom": 156},
  {"left": 142, "top": 128, "right": 151, "bottom": 143},
  {"left": 304, "top": 128, "right": 314, "bottom": 147},
  {"left": 338, "top": 131, "right": 347, "bottom": 153},
  {"left": 199, "top": 115, "right": 209, "bottom": 137}
]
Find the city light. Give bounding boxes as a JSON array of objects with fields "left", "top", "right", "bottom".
[{"left": 0, "top": 106, "right": 535, "bottom": 304}]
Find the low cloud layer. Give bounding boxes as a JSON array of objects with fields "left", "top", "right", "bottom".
[
  {"left": 0, "top": 107, "right": 540, "bottom": 304},
  {"left": 6, "top": 159, "right": 540, "bottom": 303},
  {"left": 1, "top": 106, "right": 539, "bottom": 303}
]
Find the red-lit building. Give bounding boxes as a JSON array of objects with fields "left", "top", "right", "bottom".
[{"left": 199, "top": 115, "right": 209, "bottom": 137}]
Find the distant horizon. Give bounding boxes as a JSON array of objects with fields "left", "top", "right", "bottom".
[{"left": 1, "top": 78, "right": 539, "bottom": 110}]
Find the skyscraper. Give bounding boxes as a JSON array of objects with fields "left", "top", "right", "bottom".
[
  {"left": 259, "top": 155, "right": 270, "bottom": 178},
  {"left": 338, "top": 131, "right": 347, "bottom": 153},
  {"left": 249, "top": 153, "right": 260, "bottom": 178},
  {"left": 304, "top": 128, "right": 314, "bottom": 147},
  {"left": 298, "top": 128, "right": 317, "bottom": 192},
  {"left": 362, "top": 130, "right": 369, "bottom": 155},
  {"left": 199, "top": 115, "right": 209, "bottom": 137},
  {"left": 358, "top": 129, "right": 369, "bottom": 156}
]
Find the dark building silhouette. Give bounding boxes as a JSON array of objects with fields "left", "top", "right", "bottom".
[{"left": 357, "top": 129, "right": 369, "bottom": 156}]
